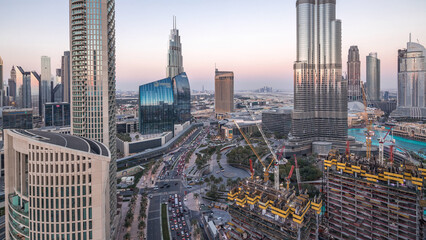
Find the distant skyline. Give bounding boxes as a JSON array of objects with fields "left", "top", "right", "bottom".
[{"left": 0, "top": 0, "right": 425, "bottom": 91}]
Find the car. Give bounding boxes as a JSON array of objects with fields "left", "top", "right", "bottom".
[
  {"left": 179, "top": 224, "right": 183, "bottom": 229},
  {"left": 181, "top": 231, "right": 184, "bottom": 236},
  {"left": 186, "top": 232, "right": 190, "bottom": 237}
]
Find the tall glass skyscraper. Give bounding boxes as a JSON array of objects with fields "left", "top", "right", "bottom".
[
  {"left": 40, "top": 56, "right": 52, "bottom": 110},
  {"left": 139, "top": 72, "right": 191, "bottom": 135},
  {"left": 15, "top": 67, "right": 40, "bottom": 115},
  {"left": 166, "top": 16, "right": 184, "bottom": 78},
  {"left": 69, "top": 0, "right": 117, "bottom": 236},
  {"left": 366, "top": 52, "right": 381, "bottom": 101},
  {"left": 347, "top": 46, "right": 362, "bottom": 102},
  {"left": 214, "top": 69, "right": 234, "bottom": 116},
  {"left": 61, "top": 51, "right": 71, "bottom": 103},
  {"left": 292, "top": 0, "right": 347, "bottom": 143},
  {"left": 0, "top": 56, "right": 4, "bottom": 107},
  {"left": 391, "top": 40, "right": 426, "bottom": 118}
]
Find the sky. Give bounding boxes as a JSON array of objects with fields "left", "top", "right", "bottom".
[{"left": 0, "top": 0, "right": 425, "bottom": 91}]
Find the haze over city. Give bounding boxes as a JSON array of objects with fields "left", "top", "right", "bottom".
[{"left": 1, "top": 0, "right": 425, "bottom": 91}]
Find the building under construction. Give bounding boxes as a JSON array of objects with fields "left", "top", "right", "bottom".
[
  {"left": 227, "top": 178, "right": 322, "bottom": 240},
  {"left": 324, "top": 151, "right": 426, "bottom": 240}
]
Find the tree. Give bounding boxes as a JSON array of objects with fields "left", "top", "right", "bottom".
[{"left": 194, "top": 193, "right": 199, "bottom": 199}]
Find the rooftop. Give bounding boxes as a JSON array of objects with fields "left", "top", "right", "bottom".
[{"left": 11, "top": 129, "right": 109, "bottom": 157}]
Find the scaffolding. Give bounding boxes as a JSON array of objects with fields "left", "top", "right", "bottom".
[
  {"left": 227, "top": 178, "right": 322, "bottom": 240},
  {"left": 323, "top": 151, "right": 426, "bottom": 240}
]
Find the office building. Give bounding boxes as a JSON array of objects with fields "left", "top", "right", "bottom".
[
  {"left": 61, "top": 51, "right": 71, "bottom": 103},
  {"left": 4, "top": 129, "right": 111, "bottom": 240},
  {"left": 69, "top": 0, "right": 117, "bottom": 231},
  {"left": 214, "top": 69, "right": 234, "bottom": 116},
  {"left": 166, "top": 16, "right": 184, "bottom": 78},
  {"left": 2, "top": 108, "right": 33, "bottom": 130},
  {"left": 292, "top": 0, "right": 347, "bottom": 144},
  {"left": 52, "top": 84, "right": 63, "bottom": 103},
  {"left": 366, "top": 52, "right": 381, "bottom": 101},
  {"left": 0, "top": 57, "right": 3, "bottom": 107},
  {"left": 44, "top": 102, "right": 70, "bottom": 127},
  {"left": 391, "top": 40, "right": 426, "bottom": 119},
  {"left": 14, "top": 67, "right": 40, "bottom": 115},
  {"left": 324, "top": 152, "right": 425, "bottom": 240},
  {"left": 262, "top": 109, "right": 292, "bottom": 137},
  {"left": 139, "top": 72, "right": 191, "bottom": 135},
  {"left": 347, "top": 46, "right": 362, "bottom": 102},
  {"left": 40, "top": 56, "right": 52, "bottom": 109}
]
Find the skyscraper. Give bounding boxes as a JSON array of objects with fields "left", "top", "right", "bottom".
[
  {"left": 391, "top": 40, "right": 426, "bottom": 119},
  {"left": 214, "top": 69, "right": 234, "bottom": 116},
  {"left": 8, "top": 66, "right": 16, "bottom": 106},
  {"left": 366, "top": 52, "right": 381, "bottom": 101},
  {"left": 166, "top": 16, "right": 184, "bottom": 78},
  {"left": 292, "top": 0, "right": 347, "bottom": 143},
  {"left": 69, "top": 0, "right": 117, "bottom": 233},
  {"left": 61, "top": 51, "right": 71, "bottom": 103},
  {"left": 4, "top": 129, "right": 111, "bottom": 240},
  {"left": 0, "top": 56, "right": 4, "bottom": 107},
  {"left": 41, "top": 56, "right": 52, "bottom": 109},
  {"left": 14, "top": 67, "right": 40, "bottom": 115},
  {"left": 347, "top": 46, "right": 362, "bottom": 102}
]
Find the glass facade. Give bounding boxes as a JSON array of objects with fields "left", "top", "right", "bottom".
[
  {"left": 173, "top": 73, "right": 191, "bottom": 124},
  {"left": 3, "top": 109, "right": 33, "bottom": 130},
  {"left": 139, "top": 78, "right": 175, "bottom": 135},
  {"left": 139, "top": 72, "right": 191, "bottom": 135},
  {"left": 44, "top": 103, "right": 71, "bottom": 127}
]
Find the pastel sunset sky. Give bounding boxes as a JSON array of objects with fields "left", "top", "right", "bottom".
[{"left": 0, "top": 0, "right": 425, "bottom": 91}]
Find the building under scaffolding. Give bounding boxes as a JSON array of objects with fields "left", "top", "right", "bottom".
[
  {"left": 324, "top": 152, "right": 426, "bottom": 240},
  {"left": 227, "top": 179, "right": 322, "bottom": 240}
]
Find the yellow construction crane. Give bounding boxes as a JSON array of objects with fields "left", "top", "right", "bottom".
[
  {"left": 361, "top": 85, "right": 373, "bottom": 160},
  {"left": 233, "top": 120, "right": 275, "bottom": 182}
]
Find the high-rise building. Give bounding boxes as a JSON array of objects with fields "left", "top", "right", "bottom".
[
  {"left": 40, "top": 56, "right": 52, "bottom": 109},
  {"left": 2, "top": 108, "right": 33, "bottom": 130},
  {"left": 292, "top": 0, "right": 347, "bottom": 144},
  {"left": 61, "top": 51, "right": 71, "bottom": 103},
  {"left": 347, "top": 46, "right": 362, "bottom": 102},
  {"left": 52, "top": 84, "right": 63, "bottom": 103},
  {"left": 262, "top": 109, "right": 292, "bottom": 137},
  {"left": 0, "top": 56, "right": 4, "bottom": 107},
  {"left": 8, "top": 66, "right": 16, "bottom": 105},
  {"left": 366, "top": 52, "right": 381, "bottom": 101},
  {"left": 139, "top": 72, "right": 191, "bottom": 135},
  {"left": 69, "top": 0, "right": 117, "bottom": 232},
  {"left": 166, "top": 16, "right": 184, "bottom": 79},
  {"left": 391, "top": 40, "right": 426, "bottom": 119},
  {"left": 14, "top": 67, "right": 40, "bottom": 115},
  {"left": 44, "top": 102, "right": 71, "bottom": 127},
  {"left": 214, "top": 69, "right": 234, "bottom": 116},
  {"left": 4, "top": 129, "right": 112, "bottom": 240}
]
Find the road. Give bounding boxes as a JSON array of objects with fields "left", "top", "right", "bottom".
[{"left": 146, "top": 127, "right": 206, "bottom": 240}]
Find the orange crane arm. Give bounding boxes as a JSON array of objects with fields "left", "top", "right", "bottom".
[
  {"left": 287, "top": 165, "right": 295, "bottom": 180},
  {"left": 233, "top": 120, "right": 266, "bottom": 169}
]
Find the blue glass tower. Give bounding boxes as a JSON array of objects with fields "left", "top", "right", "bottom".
[{"left": 139, "top": 72, "right": 191, "bottom": 135}]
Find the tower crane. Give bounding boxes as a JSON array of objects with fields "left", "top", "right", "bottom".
[
  {"left": 378, "top": 126, "right": 395, "bottom": 165},
  {"left": 361, "top": 85, "right": 373, "bottom": 160},
  {"left": 244, "top": 107, "right": 287, "bottom": 190},
  {"left": 294, "top": 154, "right": 302, "bottom": 193},
  {"left": 286, "top": 165, "right": 295, "bottom": 191}
]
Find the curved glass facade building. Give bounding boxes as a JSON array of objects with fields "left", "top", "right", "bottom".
[
  {"left": 139, "top": 72, "right": 191, "bottom": 135},
  {"left": 366, "top": 52, "right": 381, "bottom": 101},
  {"left": 292, "top": 0, "right": 347, "bottom": 143}
]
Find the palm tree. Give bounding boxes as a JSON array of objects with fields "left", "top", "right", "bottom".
[{"left": 194, "top": 193, "right": 199, "bottom": 199}]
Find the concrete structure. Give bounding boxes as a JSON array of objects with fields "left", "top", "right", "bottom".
[
  {"left": 392, "top": 122, "right": 426, "bottom": 142},
  {"left": 4, "top": 129, "right": 111, "bottom": 240},
  {"left": 324, "top": 152, "right": 425, "bottom": 240},
  {"left": 40, "top": 56, "right": 52, "bottom": 110},
  {"left": 291, "top": 0, "right": 347, "bottom": 145},
  {"left": 262, "top": 109, "right": 292, "bottom": 137},
  {"left": 366, "top": 52, "right": 381, "bottom": 101},
  {"left": 166, "top": 16, "right": 184, "bottom": 79},
  {"left": 391, "top": 40, "right": 426, "bottom": 119},
  {"left": 214, "top": 69, "right": 234, "bottom": 117},
  {"left": 347, "top": 46, "right": 362, "bottom": 102},
  {"left": 116, "top": 132, "right": 173, "bottom": 157},
  {"left": 69, "top": 0, "right": 118, "bottom": 232},
  {"left": 227, "top": 179, "right": 322, "bottom": 240},
  {"left": 61, "top": 51, "right": 71, "bottom": 103}
]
